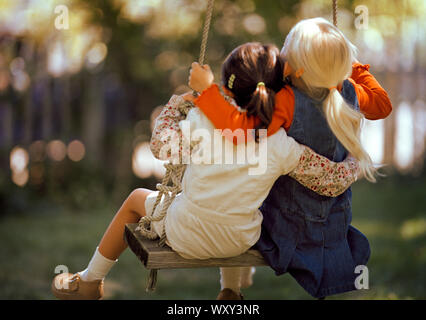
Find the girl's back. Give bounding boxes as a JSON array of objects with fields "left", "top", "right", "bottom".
[
  {"left": 181, "top": 106, "right": 303, "bottom": 220},
  {"left": 163, "top": 105, "right": 303, "bottom": 260},
  {"left": 263, "top": 80, "right": 358, "bottom": 222}
]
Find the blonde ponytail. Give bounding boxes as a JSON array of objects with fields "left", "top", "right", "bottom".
[
  {"left": 282, "top": 17, "right": 378, "bottom": 182},
  {"left": 324, "top": 89, "right": 377, "bottom": 182}
]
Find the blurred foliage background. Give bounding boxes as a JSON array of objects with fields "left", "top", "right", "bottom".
[{"left": 0, "top": 0, "right": 425, "bottom": 299}]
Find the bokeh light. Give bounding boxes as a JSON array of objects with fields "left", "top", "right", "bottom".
[
  {"left": 400, "top": 218, "right": 426, "bottom": 240},
  {"left": 12, "top": 169, "right": 29, "bottom": 187},
  {"left": 47, "top": 140, "right": 67, "bottom": 162},
  {"left": 10, "top": 146, "right": 30, "bottom": 187},
  {"left": 152, "top": 156, "right": 166, "bottom": 179},
  {"left": 10, "top": 57, "right": 30, "bottom": 92},
  {"left": 10, "top": 146, "right": 29, "bottom": 173},
  {"left": 86, "top": 42, "right": 108, "bottom": 67},
  {"left": 67, "top": 140, "right": 86, "bottom": 162},
  {"left": 154, "top": 51, "right": 179, "bottom": 71},
  {"left": 9, "top": 57, "right": 25, "bottom": 75},
  {"left": 150, "top": 106, "right": 164, "bottom": 131},
  {"left": 394, "top": 102, "right": 415, "bottom": 169},
  {"left": 117, "top": 0, "right": 161, "bottom": 23},
  {"left": 132, "top": 142, "right": 166, "bottom": 179},
  {"left": 0, "top": 70, "right": 10, "bottom": 91},
  {"left": 29, "top": 140, "right": 47, "bottom": 162},
  {"left": 48, "top": 42, "right": 68, "bottom": 77},
  {"left": 361, "top": 120, "right": 384, "bottom": 164},
  {"left": 243, "top": 13, "right": 266, "bottom": 35}
]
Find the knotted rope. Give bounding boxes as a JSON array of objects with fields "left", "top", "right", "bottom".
[
  {"left": 137, "top": 1, "right": 214, "bottom": 245},
  {"left": 136, "top": 101, "right": 194, "bottom": 292},
  {"left": 136, "top": 163, "right": 185, "bottom": 243},
  {"left": 136, "top": 0, "right": 215, "bottom": 291},
  {"left": 136, "top": 101, "right": 194, "bottom": 247}
]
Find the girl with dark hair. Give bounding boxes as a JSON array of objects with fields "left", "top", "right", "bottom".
[{"left": 219, "top": 43, "right": 285, "bottom": 140}]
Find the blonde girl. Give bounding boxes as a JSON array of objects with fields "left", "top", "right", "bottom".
[{"left": 189, "top": 18, "right": 392, "bottom": 298}]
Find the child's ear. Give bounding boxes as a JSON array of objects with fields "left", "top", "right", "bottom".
[{"left": 283, "top": 61, "right": 292, "bottom": 78}]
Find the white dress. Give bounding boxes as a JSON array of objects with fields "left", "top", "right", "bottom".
[{"left": 146, "top": 95, "right": 357, "bottom": 259}]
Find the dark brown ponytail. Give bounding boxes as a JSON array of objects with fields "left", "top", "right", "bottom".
[{"left": 221, "top": 42, "right": 284, "bottom": 141}]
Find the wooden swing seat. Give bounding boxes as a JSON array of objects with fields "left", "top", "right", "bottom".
[{"left": 125, "top": 223, "right": 267, "bottom": 269}]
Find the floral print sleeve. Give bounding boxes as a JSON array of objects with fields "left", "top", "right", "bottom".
[
  {"left": 152, "top": 95, "right": 358, "bottom": 197},
  {"left": 150, "top": 95, "right": 187, "bottom": 161},
  {"left": 289, "top": 147, "right": 359, "bottom": 197}
]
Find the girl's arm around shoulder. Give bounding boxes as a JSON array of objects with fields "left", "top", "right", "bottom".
[
  {"left": 193, "top": 84, "right": 295, "bottom": 144},
  {"left": 288, "top": 147, "right": 359, "bottom": 197},
  {"left": 274, "top": 130, "right": 359, "bottom": 197},
  {"left": 349, "top": 63, "right": 393, "bottom": 120},
  {"left": 270, "top": 85, "right": 295, "bottom": 132},
  {"left": 194, "top": 84, "right": 259, "bottom": 139}
]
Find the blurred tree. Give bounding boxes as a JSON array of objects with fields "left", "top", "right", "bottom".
[{"left": 0, "top": 0, "right": 424, "bottom": 210}]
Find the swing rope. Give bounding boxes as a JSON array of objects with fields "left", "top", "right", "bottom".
[
  {"left": 137, "top": 0, "right": 214, "bottom": 245},
  {"left": 135, "top": 1, "right": 215, "bottom": 290},
  {"left": 199, "top": 0, "right": 215, "bottom": 65},
  {"left": 332, "top": 0, "right": 338, "bottom": 27}
]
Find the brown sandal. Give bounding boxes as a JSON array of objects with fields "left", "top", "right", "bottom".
[
  {"left": 51, "top": 273, "right": 104, "bottom": 300},
  {"left": 216, "top": 288, "right": 244, "bottom": 300}
]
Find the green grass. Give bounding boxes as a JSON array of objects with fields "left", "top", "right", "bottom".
[{"left": 0, "top": 175, "right": 425, "bottom": 299}]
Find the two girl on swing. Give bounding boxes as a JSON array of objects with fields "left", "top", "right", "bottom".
[{"left": 52, "top": 17, "right": 392, "bottom": 300}]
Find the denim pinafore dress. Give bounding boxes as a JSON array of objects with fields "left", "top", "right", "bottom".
[{"left": 254, "top": 80, "right": 371, "bottom": 298}]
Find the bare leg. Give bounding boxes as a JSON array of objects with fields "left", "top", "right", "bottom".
[
  {"left": 98, "top": 188, "right": 153, "bottom": 260},
  {"left": 217, "top": 267, "right": 244, "bottom": 300},
  {"left": 240, "top": 266, "right": 256, "bottom": 288},
  {"left": 51, "top": 188, "right": 153, "bottom": 299},
  {"left": 220, "top": 267, "right": 242, "bottom": 292}
]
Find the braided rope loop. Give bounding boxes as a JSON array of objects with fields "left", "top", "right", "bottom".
[
  {"left": 136, "top": 0, "right": 215, "bottom": 248},
  {"left": 136, "top": 100, "right": 199, "bottom": 243}
]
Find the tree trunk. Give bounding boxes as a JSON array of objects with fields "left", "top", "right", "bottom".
[{"left": 83, "top": 73, "right": 104, "bottom": 165}]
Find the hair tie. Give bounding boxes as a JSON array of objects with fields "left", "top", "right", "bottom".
[
  {"left": 257, "top": 81, "right": 265, "bottom": 88},
  {"left": 228, "top": 74, "right": 236, "bottom": 89}
]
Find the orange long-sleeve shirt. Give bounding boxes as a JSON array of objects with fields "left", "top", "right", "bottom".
[{"left": 194, "top": 63, "right": 392, "bottom": 141}]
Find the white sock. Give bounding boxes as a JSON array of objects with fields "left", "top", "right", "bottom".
[
  {"left": 220, "top": 267, "right": 242, "bottom": 294},
  {"left": 240, "top": 266, "right": 256, "bottom": 288},
  {"left": 78, "top": 247, "right": 117, "bottom": 281}
]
